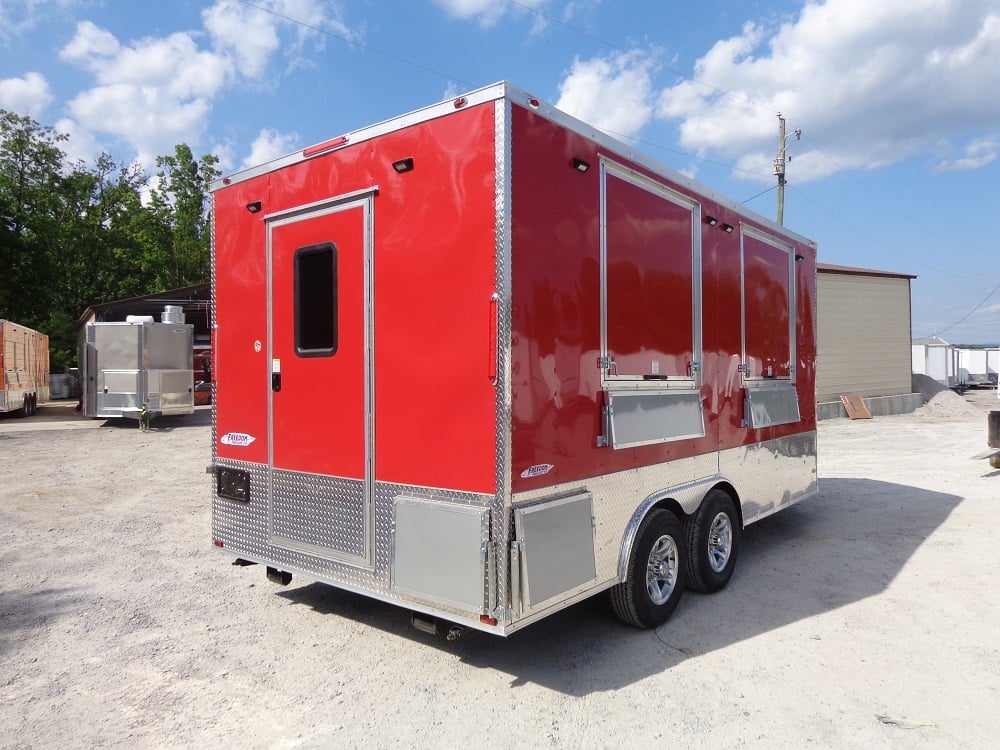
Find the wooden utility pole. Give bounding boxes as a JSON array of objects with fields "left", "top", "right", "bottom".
[
  {"left": 774, "top": 114, "right": 801, "bottom": 225},
  {"left": 775, "top": 114, "right": 787, "bottom": 225}
]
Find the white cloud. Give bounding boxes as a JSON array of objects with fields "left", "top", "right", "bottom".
[
  {"left": 0, "top": 71, "right": 52, "bottom": 115},
  {"left": 654, "top": 0, "right": 1000, "bottom": 182},
  {"left": 59, "top": 21, "right": 231, "bottom": 166},
  {"left": 58, "top": 18, "right": 120, "bottom": 62},
  {"left": 62, "top": 25, "right": 231, "bottom": 100},
  {"left": 555, "top": 51, "right": 657, "bottom": 137},
  {"left": 66, "top": 83, "right": 213, "bottom": 167},
  {"left": 934, "top": 135, "right": 1000, "bottom": 171},
  {"left": 203, "top": 0, "right": 280, "bottom": 79},
  {"left": 0, "top": 0, "right": 82, "bottom": 42},
  {"left": 240, "top": 128, "right": 299, "bottom": 170},
  {"left": 54, "top": 1, "right": 359, "bottom": 171},
  {"left": 205, "top": 0, "right": 358, "bottom": 78},
  {"left": 433, "top": 0, "right": 547, "bottom": 28}
]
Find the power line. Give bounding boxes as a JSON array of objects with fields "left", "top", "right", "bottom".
[
  {"left": 741, "top": 184, "right": 777, "bottom": 204},
  {"left": 787, "top": 185, "right": 984, "bottom": 280},
  {"left": 927, "top": 280, "right": 1000, "bottom": 338}
]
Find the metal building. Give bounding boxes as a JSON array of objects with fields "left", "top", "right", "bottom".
[{"left": 816, "top": 263, "right": 921, "bottom": 418}]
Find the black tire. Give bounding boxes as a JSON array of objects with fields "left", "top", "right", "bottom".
[
  {"left": 685, "top": 489, "right": 741, "bottom": 593},
  {"left": 610, "top": 509, "right": 686, "bottom": 628},
  {"left": 15, "top": 397, "right": 29, "bottom": 418}
]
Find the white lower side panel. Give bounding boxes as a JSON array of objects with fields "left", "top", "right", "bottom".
[{"left": 511, "top": 431, "right": 817, "bottom": 620}]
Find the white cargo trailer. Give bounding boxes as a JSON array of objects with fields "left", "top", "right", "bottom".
[
  {"left": 957, "top": 348, "right": 991, "bottom": 387},
  {"left": 912, "top": 341, "right": 959, "bottom": 388}
]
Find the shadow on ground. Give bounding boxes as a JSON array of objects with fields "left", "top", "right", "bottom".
[{"left": 276, "top": 477, "right": 961, "bottom": 695}]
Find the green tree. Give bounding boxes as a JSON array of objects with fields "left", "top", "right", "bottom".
[
  {"left": 1, "top": 110, "right": 220, "bottom": 369},
  {"left": 148, "top": 144, "right": 219, "bottom": 288},
  {"left": 0, "top": 110, "right": 68, "bottom": 324}
]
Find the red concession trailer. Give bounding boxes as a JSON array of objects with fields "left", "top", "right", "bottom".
[
  {"left": 1, "top": 320, "right": 49, "bottom": 417},
  {"left": 210, "top": 82, "right": 818, "bottom": 635}
]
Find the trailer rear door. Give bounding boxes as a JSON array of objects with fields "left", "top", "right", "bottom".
[{"left": 267, "top": 192, "right": 375, "bottom": 566}]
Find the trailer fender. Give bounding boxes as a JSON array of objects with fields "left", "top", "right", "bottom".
[{"left": 616, "top": 477, "right": 737, "bottom": 582}]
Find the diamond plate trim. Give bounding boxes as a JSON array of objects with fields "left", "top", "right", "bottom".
[
  {"left": 493, "top": 95, "right": 514, "bottom": 622},
  {"left": 211, "top": 456, "right": 495, "bottom": 619},
  {"left": 209, "top": 195, "right": 217, "bottom": 452},
  {"left": 270, "top": 470, "right": 367, "bottom": 562}
]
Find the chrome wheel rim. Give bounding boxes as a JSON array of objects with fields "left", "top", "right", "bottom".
[
  {"left": 707, "top": 511, "right": 733, "bottom": 573},
  {"left": 645, "top": 535, "right": 679, "bottom": 605}
]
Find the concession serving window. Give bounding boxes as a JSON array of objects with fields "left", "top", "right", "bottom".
[
  {"left": 598, "top": 159, "right": 705, "bottom": 447},
  {"left": 740, "top": 225, "right": 801, "bottom": 428}
]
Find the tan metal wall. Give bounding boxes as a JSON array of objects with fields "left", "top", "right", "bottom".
[{"left": 817, "top": 272, "right": 912, "bottom": 402}]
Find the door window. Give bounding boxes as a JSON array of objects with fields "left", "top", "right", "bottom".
[{"left": 294, "top": 242, "right": 338, "bottom": 357}]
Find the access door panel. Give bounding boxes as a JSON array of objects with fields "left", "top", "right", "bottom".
[{"left": 268, "top": 196, "right": 373, "bottom": 565}]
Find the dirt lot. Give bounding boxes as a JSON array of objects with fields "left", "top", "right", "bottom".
[{"left": 2, "top": 391, "right": 999, "bottom": 749}]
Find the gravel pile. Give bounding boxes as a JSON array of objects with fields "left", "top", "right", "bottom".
[{"left": 911, "top": 374, "right": 984, "bottom": 419}]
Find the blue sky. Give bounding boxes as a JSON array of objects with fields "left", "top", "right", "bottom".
[{"left": 2, "top": 0, "right": 998, "bottom": 344}]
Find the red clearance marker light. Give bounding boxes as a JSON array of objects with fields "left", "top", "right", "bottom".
[
  {"left": 480, "top": 615, "right": 498, "bottom": 626},
  {"left": 303, "top": 136, "right": 348, "bottom": 158},
  {"left": 453, "top": 96, "right": 468, "bottom": 109},
  {"left": 213, "top": 540, "right": 224, "bottom": 548}
]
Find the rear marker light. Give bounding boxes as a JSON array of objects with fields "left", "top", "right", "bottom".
[
  {"left": 453, "top": 96, "right": 468, "bottom": 109},
  {"left": 213, "top": 540, "right": 224, "bottom": 548},
  {"left": 480, "top": 615, "right": 498, "bottom": 626},
  {"left": 528, "top": 98, "right": 540, "bottom": 108}
]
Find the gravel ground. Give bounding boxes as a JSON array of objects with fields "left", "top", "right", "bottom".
[{"left": 2, "top": 390, "right": 998, "bottom": 749}]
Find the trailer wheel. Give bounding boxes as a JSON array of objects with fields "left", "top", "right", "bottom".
[
  {"left": 610, "top": 509, "right": 686, "bottom": 628},
  {"left": 685, "top": 489, "right": 740, "bottom": 593}
]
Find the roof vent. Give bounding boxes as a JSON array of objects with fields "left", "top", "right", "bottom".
[{"left": 162, "top": 305, "right": 185, "bottom": 324}]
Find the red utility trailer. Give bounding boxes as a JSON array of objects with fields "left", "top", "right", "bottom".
[{"left": 209, "top": 82, "right": 818, "bottom": 635}]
